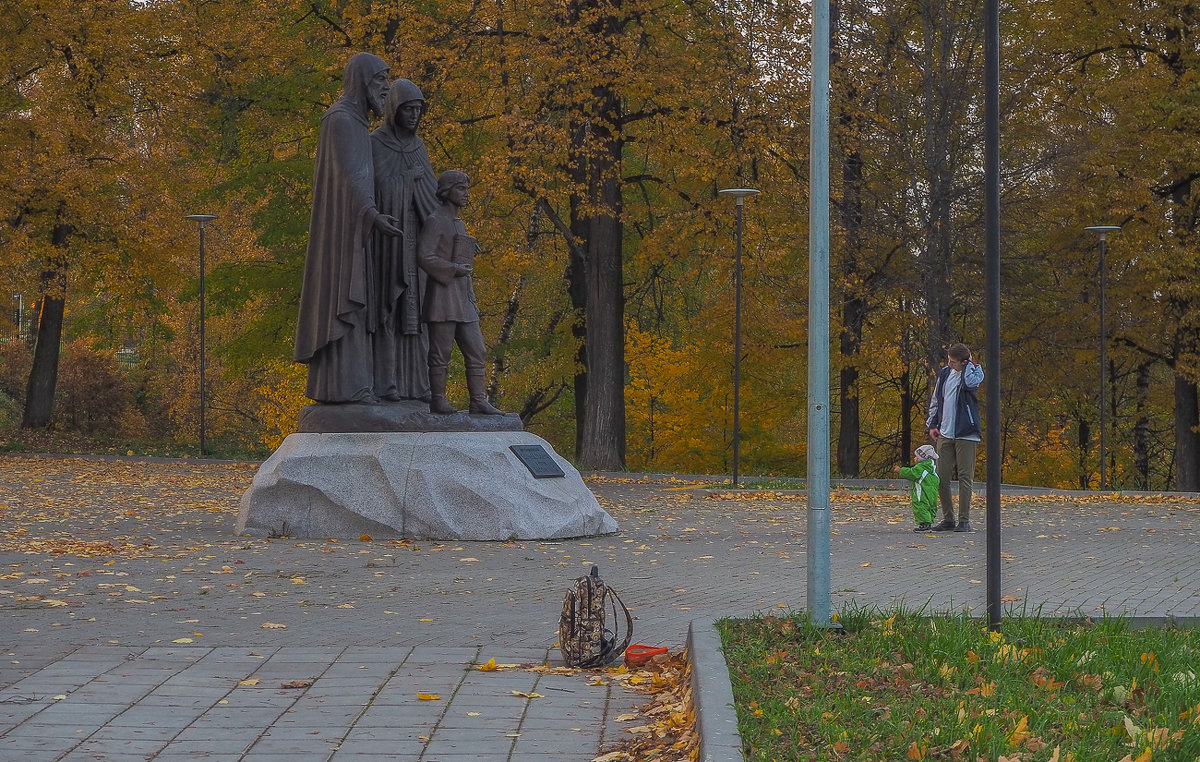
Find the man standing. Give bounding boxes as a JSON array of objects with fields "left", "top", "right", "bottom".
[
  {"left": 926, "top": 342, "right": 984, "bottom": 532},
  {"left": 294, "top": 52, "right": 402, "bottom": 403}
]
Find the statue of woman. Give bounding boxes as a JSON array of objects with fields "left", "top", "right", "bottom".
[{"left": 368, "top": 79, "right": 439, "bottom": 401}]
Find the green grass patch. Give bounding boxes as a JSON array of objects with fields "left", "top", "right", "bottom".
[{"left": 717, "top": 608, "right": 1200, "bottom": 761}]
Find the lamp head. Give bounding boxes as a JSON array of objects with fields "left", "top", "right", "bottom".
[
  {"left": 186, "top": 214, "right": 217, "bottom": 227},
  {"left": 1084, "top": 225, "right": 1121, "bottom": 241},
  {"left": 719, "top": 188, "right": 760, "bottom": 206}
]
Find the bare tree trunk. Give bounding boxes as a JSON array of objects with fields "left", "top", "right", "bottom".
[
  {"left": 838, "top": 311, "right": 862, "bottom": 477},
  {"left": 1134, "top": 361, "right": 1151, "bottom": 489},
  {"left": 832, "top": 0, "right": 863, "bottom": 478},
  {"left": 899, "top": 370, "right": 914, "bottom": 466},
  {"left": 578, "top": 97, "right": 625, "bottom": 470},
  {"left": 918, "top": 0, "right": 961, "bottom": 368},
  {"left": 1174, "top": 369, "right": 1200, "bottom": 491},
  {"left": 22, "top": 219, "right": 71, "bottom": 429},
  {"left": 836, "top": 107, "right": 865, "bottom": 477},
  {"left": 1077, "top": 416, "right": 1091, "bottom": 489}
]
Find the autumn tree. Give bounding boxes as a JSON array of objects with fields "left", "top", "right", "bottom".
[{"left": 0, "top": 0, "right": 200, "bottom": 429}]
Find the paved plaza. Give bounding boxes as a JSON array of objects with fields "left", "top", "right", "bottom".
[{"left": 1, "top": 455, "right": 1198, "bottom": 760}]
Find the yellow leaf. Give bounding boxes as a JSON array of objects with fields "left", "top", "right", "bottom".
[
  {"left": 907, "top": 741, "right": 926, "bottom": 760},
  {"left": 172, "top": 638, "right": 193, "bottom": 644},
  {"left": 476, "top": 658, "right": 500, "bottom": 671},
  {"left": 417, "top": 692, "right": 440, "bottom": 700},
  {"left": 1007, "top": 715, "right": 1029, "bottom": 746},
  {"left": 360, "top": 534, "right": 372, "bottom": 541},
  {"left": 238, "top": 679, "right": 260, "bottom": 686},
  {"left": 260, "top": 622, "right": 288, "bottom": 629}
]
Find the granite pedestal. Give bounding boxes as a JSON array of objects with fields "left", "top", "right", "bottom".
[{"left": 236, "top": 429, "right": 617, "bottom": 541}]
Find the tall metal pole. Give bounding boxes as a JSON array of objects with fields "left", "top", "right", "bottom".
[
  {"left": 1099, "top": 236, "right": 1107, "bottom": 489},
  {"left": 186, "top": 215, "right": 217, "bottom": 457},
  {"left": 983, "top": 0, "right": 1002, "bottom": 631},
  {"left": 719, "top": 189, "right": 759, "bottom": 487},
  {"left": 1085, "top": 226, "right": 1119, "bottom": 489},
  {"left": 733, "top": 200, "right": 743, "bottom": 487},
  {"left": 808, "top": 0, "right": 833, "bottom": 626}
]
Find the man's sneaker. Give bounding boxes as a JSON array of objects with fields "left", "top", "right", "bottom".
[
  {"left": 912, "top": 523, "right": 932, "bottom": 533},
  {"left": 954, "top": 521, "right": 972, "bottom": 532},
  {"left": 931, "top": 520, "right": 956, "bottom": 532}
]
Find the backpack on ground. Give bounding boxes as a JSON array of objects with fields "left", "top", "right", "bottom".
[{"left": 558, "top": 565, "right": 633, "bottom": 668}]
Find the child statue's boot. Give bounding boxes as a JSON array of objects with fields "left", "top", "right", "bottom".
[
  {"left": 466, "top": 371, "right": 504, "bottom": 415},
  {"left": 428, "top": 369, "right": 457, "bottom": 414}
]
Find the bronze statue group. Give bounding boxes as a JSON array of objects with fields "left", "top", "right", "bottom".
[{"left": 294, "top": 52, "right": 503, "bottom": 416}]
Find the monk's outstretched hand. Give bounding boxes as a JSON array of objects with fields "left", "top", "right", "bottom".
[{"left": 374, "top": 214, "right": 402, "bottom": 236}]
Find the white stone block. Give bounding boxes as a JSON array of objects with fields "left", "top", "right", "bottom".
[{"left": 236, "top": 432, "right": 617, "bottom": 540}]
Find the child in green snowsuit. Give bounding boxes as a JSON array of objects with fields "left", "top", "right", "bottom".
[{"left": 895, "top": 444, "right": 940, "bottom": 533}]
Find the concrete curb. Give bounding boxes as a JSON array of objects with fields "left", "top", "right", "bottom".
[{"left": 688, "top": 618, "right": 745, "bottom": 762}]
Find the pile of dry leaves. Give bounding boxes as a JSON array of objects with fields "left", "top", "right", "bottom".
[{"left": 592, "top": 649, "right": 698, "bottom": 762}]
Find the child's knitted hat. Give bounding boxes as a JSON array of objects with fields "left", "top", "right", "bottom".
[{"left": 914, "top": 444, "right": 938, "bottom": 461}]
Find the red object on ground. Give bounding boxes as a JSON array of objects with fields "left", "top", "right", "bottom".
[{"left": 624, "top": 644, "right": 668, "bottom": 668}]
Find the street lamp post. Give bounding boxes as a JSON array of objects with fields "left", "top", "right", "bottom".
[
  {"left": 718, "top": 189, "right": 759, "bottom": 487},
  {"left": 186, "top": 214, "right": 217, "bottom": 457},
  {"left": 1084, "top": 225, "right": 1120, "bottom": 490}
]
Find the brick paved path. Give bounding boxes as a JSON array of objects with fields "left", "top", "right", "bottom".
[{"left": 2, "top": 456, "right": 1198, "bottom": 760}]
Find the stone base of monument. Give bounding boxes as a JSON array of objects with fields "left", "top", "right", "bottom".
[{"left": 235, "top": 431, "right": 617, "bottom": 541}]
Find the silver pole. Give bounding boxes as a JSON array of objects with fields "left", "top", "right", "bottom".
[{"left": 807, "top": 0, "right": 832, "bottom": 626}]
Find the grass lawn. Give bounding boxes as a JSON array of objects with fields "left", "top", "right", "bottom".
[{"left": 718, "top": 609, "right": 1200, "bottom": 761}]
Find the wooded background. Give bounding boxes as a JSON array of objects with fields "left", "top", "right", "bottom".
[{"left": 2, "top": 0, "right": 1199, "bottom": 490}]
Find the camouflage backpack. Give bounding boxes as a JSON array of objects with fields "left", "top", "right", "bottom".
[{"left": 559, "top": 565, "right": 633, "bottom": 668}]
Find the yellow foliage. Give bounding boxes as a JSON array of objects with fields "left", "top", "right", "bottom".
[{"left": 254, "top": 362, "right": 307, "bottom": 451}]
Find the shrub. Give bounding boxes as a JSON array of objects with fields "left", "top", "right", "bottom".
[
  {"left": 0, "top": 341, "right": 32, "bottom": 403},
  {"left": 55, "top": 340, "right": 138, "bottom": 436}
]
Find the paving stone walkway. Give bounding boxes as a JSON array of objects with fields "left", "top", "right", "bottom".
[{"left": 2, "top": 455, "right": 1198, "bottom": 760}]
